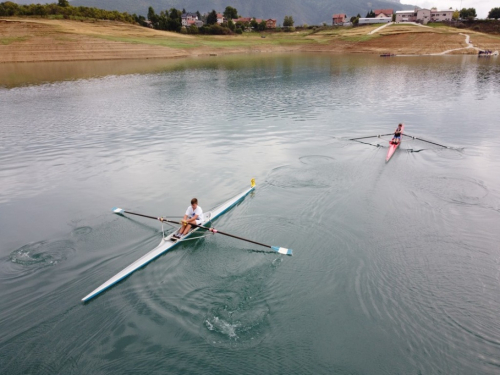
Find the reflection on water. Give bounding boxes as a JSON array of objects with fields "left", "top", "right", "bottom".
[{"left": 1, "top": 54, "right": 500, "bottom": 375}]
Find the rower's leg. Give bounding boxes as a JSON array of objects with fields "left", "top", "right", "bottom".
[{"left": 182, "top": 224, "right": 192, "bottom": 235}]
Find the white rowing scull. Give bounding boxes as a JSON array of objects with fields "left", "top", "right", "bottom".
[{"left": 82, "top": 180, "right": 291, "bottom": 302}]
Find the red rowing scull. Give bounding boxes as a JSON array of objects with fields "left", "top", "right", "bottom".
[{"left": 386, "top": 124, "right": 404, "bottom": 162}]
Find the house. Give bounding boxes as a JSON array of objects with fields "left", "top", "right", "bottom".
[
  {"left": 233, "top": 17, "right": 275, "bottom": 27},
  {"left": 358, "top": 17, "right": 392, "bottom": 25},
  {"left": 266, "top": 19, "right": 277, "bottom": 29},
  {"left": 395, "top": 8, "right": 432, "bottom": 24},
  {"left": 374, "top": 9, "right": 393, "bottom": 18},
  {"left": 332, "top": 14, "right": 347, "bottom": 25},
  {"left": 233, "top": 17, "right": 263, "bottom": 24},
  {"left": 416, "top": 9, "right": 431, "bottom": 24},
  {"left": 181, "top": 12, "right": 198, "bottom": 27},
  {"left": 395, "top": 10, "right": 416, "bottom": 23},
  {"left": 233, "top": 17, "right": 253, "bottom": 24},
  {"left": 217, "top": 13, "right": 225, "bottom": 24},
  {"left": 430, "top": 8, "right": 453, "bottom": 22},
  {"left": 186, "top": 19, "right": 203, "bottom": 28}
]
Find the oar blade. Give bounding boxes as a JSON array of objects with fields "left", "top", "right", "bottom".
[
  {"left": 271, "top": 246, "right": 293, "bottom": 256},
  {"left": 112, "top": 207, "right": 125, "bottom": 215}
]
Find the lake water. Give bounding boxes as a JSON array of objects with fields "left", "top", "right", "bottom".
[{"left": 1, "top": 54, "right": 499, "bottom": 374}]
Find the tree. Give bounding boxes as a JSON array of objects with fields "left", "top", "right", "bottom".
[
  {"left": 207, "top": 9, "right": 217, "bottom": 25},
  {"left": 459, "top": 8, "right": 477, "bottom": 20},
  {"left": 58, "top": 0, "right": 69, "bottom": 7},
  {"left": 167, "top": 8, "right": 182, "bottom": 32},
  {"left": 223, "top": 6, "right": 238, "bottom": 20},
  {"left": 366, "top": 10, "right": 375, "bottom": 18},
  {"left": 258, "top": 20, "right": 266, "bottom": 31},
  {"left": 227, "top": 19, "right": 235, "bottom": 31},
  {"left": 250, "top": 17, "right": 258, "bottom": 29},
  {"left": 169, "top": 8, "right": 181, "bottom": 20},
  {"left": 488, "top": 7, "right": 500, "bottom": 19},
  {"left": 452, "top": 10, "right": 459, "bottom": 20},
  {"left": 147, "top": 6, "right": 157, "bottom": 23},
  {"left": 283, "top": 15, "right": 294, "bottom": 27}
]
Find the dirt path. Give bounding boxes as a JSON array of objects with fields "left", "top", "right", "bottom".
[
  {"left": 368, "top": 22, "right": 393, "bottom": 35},
  {"left": 430, "top": 33, "right": 480, "bottom": 55}
]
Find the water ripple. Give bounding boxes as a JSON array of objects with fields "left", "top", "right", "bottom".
[{"left": 8, "top": 240, "right": 74, "bottom": 272}]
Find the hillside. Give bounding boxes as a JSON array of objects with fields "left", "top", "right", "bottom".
[
  {"left": 2, "top": 17, "right": 500, "bottom": 66},
  {"left": 13, "top": 0, "right": 414, "bottom": 25}
]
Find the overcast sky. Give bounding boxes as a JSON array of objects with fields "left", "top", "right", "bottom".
[{"left": 407, "top": 0, "right": 497, "bottom": 18}]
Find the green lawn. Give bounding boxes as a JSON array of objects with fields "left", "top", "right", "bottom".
[
  {"left": 95, "top": 32, "right": 317, "bottom": 49},
  {"left": 0, "top": 36, "right": 30, "bottom": 45}
]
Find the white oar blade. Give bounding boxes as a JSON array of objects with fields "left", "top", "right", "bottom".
[
  {"left": 112, "top": 207, "right": 125, "bottom": 215},
  {"left": 271, "top": 246, "right": 293, "bottom": 256}
]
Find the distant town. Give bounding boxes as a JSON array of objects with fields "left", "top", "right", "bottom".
[
  {"left": 333, "top": 7, "right": 456, "bottom": 26},
  {"left": 137, "top": 5, "right": 491, "bottom": 34}
]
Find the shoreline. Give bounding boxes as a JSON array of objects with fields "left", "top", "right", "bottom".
[{"left": 1, "top": 18, "right": 500, "bottom": 64}]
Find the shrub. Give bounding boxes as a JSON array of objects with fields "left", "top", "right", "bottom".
[{"left": 187, "top": 25, "right": 198, "bottom": 34}]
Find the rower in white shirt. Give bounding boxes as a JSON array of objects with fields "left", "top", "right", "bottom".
[{"left": 174, "top": 198, "right": 204, "bottom": 238}]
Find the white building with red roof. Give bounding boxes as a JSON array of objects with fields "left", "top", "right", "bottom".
[{"left": 374, "top": 9, "right": 394, "bottom": 18}]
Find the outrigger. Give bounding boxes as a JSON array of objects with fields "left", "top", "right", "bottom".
[
  {"left": 82, "top": 179, "right": 292, "bottom": 302},
  {"left": 348, "top": 125, "right": 452, "bottom": 162}
]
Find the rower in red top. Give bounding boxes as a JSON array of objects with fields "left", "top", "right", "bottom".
[{"left": 390, "top": 123, "right": 403, "bottom": 145}]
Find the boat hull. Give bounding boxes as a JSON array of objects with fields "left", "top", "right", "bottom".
[
  {"left": 82, "top": 186, "right": 254, "bottom": 302},
  {"left": 386, "top": 124, "right": 404, "bottom": 162}
]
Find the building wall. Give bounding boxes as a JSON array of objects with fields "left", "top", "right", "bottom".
[
  {"left": 395, "top": 11, "right": 416, "bottom": 22},
  {"left": 358, "top": 17, "right": 392, "bottom": 24},
  {"left": 396, "top": 9, "right": 433, "bottom": 24},
  {"left": 416, "top": 9, "right": 431, "bottom": 24},
  {"left": 430, "top": 10, "right": 453, "bottom": 22},
  {"left": 266, "top": 19, "right": 277, "bottom": 28}
]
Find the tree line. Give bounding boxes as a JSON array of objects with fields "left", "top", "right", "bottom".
[
  {"left": 0, "top": 0, "right": 136, "bottom": 23},
  {"left": 144, "top": 5, "right": 294, "bottom": 35},
  {"left": 0, "top": 1, "right": 294, "bottom": 35}
]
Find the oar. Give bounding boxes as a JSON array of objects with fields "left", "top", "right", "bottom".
[
  {"left": 351, "top": 139, "right": 383, "bottom": 148},
  {"left": 403, "top": 133, "right": 449, "bottom": 148},
  {"left": 112, "top": 208, "right": 293, "bottom": 256},
  {"left": 349, "top": 133, "right": 393, "bottom": 141}
]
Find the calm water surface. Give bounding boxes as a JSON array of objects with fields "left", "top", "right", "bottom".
[{"left": 1, "top": 54, "right": 499, "bottom": 374}]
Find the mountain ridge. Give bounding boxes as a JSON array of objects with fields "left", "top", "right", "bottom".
[{"left": 57, "top": 0, "right": 416, "bottom": 25}]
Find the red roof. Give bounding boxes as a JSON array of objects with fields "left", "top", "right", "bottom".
[
  {"left": 233, "top": 17, "right": 252, "bottom": 23},
  {"left": 233, "top": 17, "right": 263, "bottom": 23},
  {"left": 374, "top": 9, "right": 393, "bottom": 15},
  {"left": 332, "top": 14, "right": 346, "bottom": 18}
]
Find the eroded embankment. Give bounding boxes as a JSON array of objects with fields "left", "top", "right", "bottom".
[{"left": 2, "top": 18, "right": 500, "bottom": 63}]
